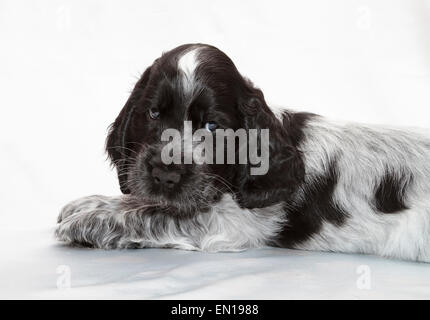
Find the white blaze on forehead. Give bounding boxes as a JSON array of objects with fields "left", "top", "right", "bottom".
[{"left": 178, "top": 48, "right": 201, "bottom": 93}]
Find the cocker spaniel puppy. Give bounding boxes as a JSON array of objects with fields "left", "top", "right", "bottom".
[{"left": 56, "top": 44, "right": 430, "bottom": 262}]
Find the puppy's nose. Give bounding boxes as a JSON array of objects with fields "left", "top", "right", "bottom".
[{"left": 151, "top": 167, "right": 181, "bottom": 189}]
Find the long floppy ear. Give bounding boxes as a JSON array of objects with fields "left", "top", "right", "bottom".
[
  {"left": 235, "top": 80, "right": 305, "bottom": 208},
  {"left": 106, "top": 67, "right": 152, "bottom": 194}
]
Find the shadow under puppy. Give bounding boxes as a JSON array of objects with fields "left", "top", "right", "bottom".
[{"left": 56, "top": 43, "right": 430, "bottom": 262}]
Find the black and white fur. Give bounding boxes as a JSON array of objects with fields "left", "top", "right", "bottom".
[{"left": 56, "top": 44, "right": 430, "bottom": 262}]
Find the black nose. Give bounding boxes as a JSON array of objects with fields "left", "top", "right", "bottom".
[{"left": 151, "top": 167, "right": 181, "bottom": 189}]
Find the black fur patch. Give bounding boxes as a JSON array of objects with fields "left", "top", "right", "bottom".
[
  {"left": 275, "top": 160, "right": 348, "bottom": 247},
  {"left": 374, "top": 170, "right": 411, "bottom": 214},
  {"left": 235, "top": 111, "right": 315, "bottom": 209}
]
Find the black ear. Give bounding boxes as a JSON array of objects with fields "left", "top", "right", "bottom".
[
  {"left": 235, "top": 80, "right": 305, "bottom": 208},
  {"left": 106, "top": 67, "right": 152, "bottom": 194}
]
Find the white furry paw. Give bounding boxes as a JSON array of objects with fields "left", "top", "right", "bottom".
[{"left": 55, "top": 195, "right": 124, "bottom": 248}]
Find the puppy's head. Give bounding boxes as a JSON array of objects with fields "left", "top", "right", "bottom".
[{"left": 106, "top": 44, "right": 304, "bottom": 213}]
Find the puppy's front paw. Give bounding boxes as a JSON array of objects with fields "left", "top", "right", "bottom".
[{"left": 55, "top": 195, "right": 123, "bottom": 248}]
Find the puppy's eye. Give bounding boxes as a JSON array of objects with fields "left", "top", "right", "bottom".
[
  {"left": 204, "top": 122, "right": 218, "bottom": 132},
  {"left": 149, "top": 108, "right": 160, "bottom": 120}
]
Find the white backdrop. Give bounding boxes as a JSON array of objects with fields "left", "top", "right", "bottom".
[
  {"left": 1, "top": 0, "right": 430, "bottom": 227},
  {"left": 1, "top": 0, "right": 430, "bottom": 300}
]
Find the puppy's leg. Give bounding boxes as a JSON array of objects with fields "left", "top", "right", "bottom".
[{"left": 55, "top": 195, "right": 201, "bottom": 250}]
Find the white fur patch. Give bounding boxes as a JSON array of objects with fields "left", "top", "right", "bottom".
[{"left": 178, "top": 48, "right": 201, "bottom": 94}]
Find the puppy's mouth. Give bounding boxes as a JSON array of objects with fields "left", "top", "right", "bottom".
[{"left": 145, "top": 190, "right": 221, "bottom": 211}]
